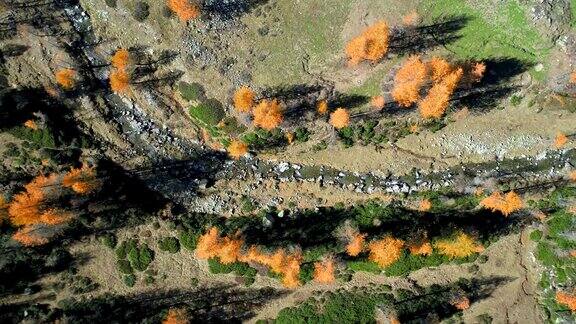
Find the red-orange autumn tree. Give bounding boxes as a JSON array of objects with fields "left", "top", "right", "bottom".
[
  {"left": 227, "top": 139, "right": 249, "bottom": 159},
  {"left": 55, "top": 68, "right": 76, "bottom": 90},
  {"left": 313, "top": 257, "right": 335, "bottom": 284},
  {"left": 346, "top": 21, "right": 390, "bottom": 66},
  {"left": 253, "top": 99, "right": 283, "bottom": 130},
  {"left": 392, "top": 55, "right": 428, "bottom": 107},
  {"left": 233, "top": 86, "right": 256, "bottom": 113},
  {"left": 167, "top": 0, "right": 200, "bottom": 21},
  {"left": 368, "top": 236, "right": 404, "bottom": 267},
  {"left": 479, "top": 191, "right": 523, "bottom": 216},
  {"left": 7, "top": 166, "right": 100, "bottom": 246},
  {"left": 329, "top": 108, "right": 350, "bottom": 129},
  {"left": 109, "top": 48, "right": 131, "bottom": 94}
]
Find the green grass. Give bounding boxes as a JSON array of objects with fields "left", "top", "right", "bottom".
[
  {"left": 420, "top": 0, "right": 553, "bottom": 80},
  {"left": 188, "top": 99, "right": 226, "bottom": 126}
]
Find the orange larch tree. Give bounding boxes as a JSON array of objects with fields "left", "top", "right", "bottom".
[
  {"left": 111, "top": 48, "right": 130, "bottom": 70},
  {"left": 233, "top": 86, "right": 256, "bottom": 112},
  {"left": 418, "top": 199, "right": 432, "bottom": 212},
  {"left": 195, "top": 227, "right": 221, "bottom": 259},
  {"left": 479, "top": 191, "right": 523, "bottom": 216},
  {"left": 345, "top": 21, "right": 390, "bottom": 66},
  {"left": 556, "top": 291, "right": 576, "bottom": 312},
  {"left": 110, "top": 69, "right": 130, "bottom": 93},
  {"left": 329, "top": 108, "right": 350, "bottom": 129},
  {"left": 368, "top": 236, "right": 404, "bottom": 268},
  {"left": 62, "top": 164, "right": 98, "bottom": 195},
  {"left": 253, "top": 99, "right": 283, "bottom": 130},
  {"left": 555, "top": 132, "right": 569, "bottom": 148},
  {"left": 392, "top": 55, "right": 428, "bottom": 107},
  {"left": 24, "top": 120, "right": 38, "bottom": 130},
  {"left": 471, "top": 62, "right": 486, "bottom": 82},
  {"left": 227, "top": 139, "right": 248, "bottom": 159},
  {"left": 418, "top": 68, "right": 463, "bottom": 119},
  {"left": 434, "top": 232, "right": 484, "bottom": 259},
  {"left": 167, "top": 0, "right": 200, "bottom": 21},
  {"left": 317, "top": 100, "right": 329, "bottom": 115},
  {"left": 370, "top": 95, "right": 385, "bottom": 110},
  {"left": 428, "top": 57, "right": 451, "bottom": 83},
  {"left": 313, "top": 257, "right": 335, "bottom": 284},
  {"left": 346, "top": 232, "right": 366, "bottom": 257},
  {"left": 163, "top": 308, "right": 189, "bottom": 324},
  {"left": 55, "top": 68, "right": 76, "bottom": 90}
]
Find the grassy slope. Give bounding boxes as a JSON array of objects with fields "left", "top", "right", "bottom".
[{"left": 419, "top": 0, "right": 553, "bottom": 80}]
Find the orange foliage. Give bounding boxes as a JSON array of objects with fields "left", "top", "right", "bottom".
[
  {"left": 218, "top": 236, "right": 244, "bottom": 264},
  {"left": 111, "top": 49, "right": 130, "bottom": 70},
  {"left": 402, "top": 11, "right": 420, "bottom": 26},
  {"left": 55, "top": 69, "right": 76, "bottom": 90},
  {"left": 409, "top": 124, "right": 419, "bottom": 134},
  {"left": 12, "top": 226, "right": 48, "bottom": 246},
  {"left": 452, "top": 296, "right": 471, "bottom": 310},
  {"left": 253, "top": 99, "right": 283, "bottom": 130},
  {"left": 570, "top": 170, "right": 576, "bottom": 182},
  {"left": 285, "top": 132, "right": 294, "bottom": 145},
  {"left": 556, "top": 291, "right": 576, "bottom": 312},
  {"left": 570, "top": 250, "right": 576, "bottom": 258},
  {"left": 429, "top": 57, "right": 451, "bottom": 83},
  {"left": 480, "top": 191, "right": 523, "bottom": 216},
  {"left": 163, "top": 308, "right": 189, "bottom": 324},
  {"left": 227, "top": 139, "right": 248, "bottom": 159},
  {"left": 281, "top": 252, "right": 302, "bottom": 288},
  {"left": 110, "top": 69, "right": 130, "bottom": 93},
  {"left": 317, "top": 100, "right": 328, "bottom": 115},
  {"left": 571, "top": 72, "right": 576, "bottom": 84},
  {"left": 471, "top": 62, "right": 486, "bottom": 82},
  {"left": 368, "top": 236, "right": 404, "bottom": 268},
  {"left": 346, "top": 232, "right": 366, "bottom": 257},
  {"left": 435, "top": 232, "right": 484, "bottom": 259},
  {"left": 24, "top": 120, "right": 38, "bottom": 130},
  {"left": 392, "top": 55, "right": 428, "bottom": 107},
  {"left": 408, "top": 241, "right": 432, "bottom": 256},
  {"left": 233, "top": 86, "right": 255, "bottom": 113},
  {"left": 418, "top": 68, "right": 463, "bottom": 119},
  {"left": 555, "top": 132, "right": 568, "bottom": 148},
  {"left": 167, "top": 0, "right": 200, "bottom": 21},
  {"left": 39, "top": 209, "right": 71, "bottom": 225},
  {"left": 63, "top": 164, "right": 97, "bottom": 195},
  {"left": 313, "top": 258, "right": 335, "bottom": 284},
  {"left": 8, "top": 174, "right": 57, "bottom": 227},
  {"left": 196, "top": 227, "right": 221, "bottom": 259},
  {"left": 370, "top": 95, "right": 385, "bottom": 110},
  {"left": 345, "top": 21, "right": 390, "bottom": 65},
  {"left": 418, "top": 199, "right": 432, "bottom": 212},
  {"left": 329, "top": 108, "right": 350, "bottom": 129}
]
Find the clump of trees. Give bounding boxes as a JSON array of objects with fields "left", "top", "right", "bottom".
[
  {"left": 390, "top": 56, "right": 485, "bottom": 119},
  {"left": 232, "top": 86, "right": 284, "bottom": 130},
  {"left": 434, "top": 232, "right": 484, "bottom": 259},
  {"left": 5, "top": 165, "right": 100, "bottom": 246},
  {"left": 195, "top": 227, "right": 303, "bottom": 288},
  {"left": 227, "top": 139, "right": 248, "bottom": 159}
]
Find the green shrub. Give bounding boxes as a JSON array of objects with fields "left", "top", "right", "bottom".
[
  {"left": 179, "top": 230, "right": 200, "bottom": 250},
  {"left": 299, "top": 263, "right": 314, "bottom": 283},
  {"left": 338, "top": 127, "right": 355, "bottom": 147},
  {"left": 190, "top": 277, "right": 199, "bottom": 286},
  {"left": 71, "top": 276, "right": 98, "bottom": 294},
  {"left": 127, "top": 243, "right": 154, "bottom": 271},
  {"left": 240, "top": 196, "right": 256, "bottom": 213},
  {"left": 115, "top": 241, "right": 128, "bottom": 259},
  {"left": 132, "top": 1, "right": 150, "bottom": 22},
  {"left": 105, "top": 0, "right": 117, "bottom": 7},
  {"left": 116, "top": 259, "right": 133, "bottom": 274},
  {"left": 8, "top": 126, "right": 56, "bottom": 148},
  {"left": 145, "top": 276, "right": 155, "bottom": 285},
  {"left": 124, "top": 274, "right": 136, "bottom": 287},
  {"left": 99, "top": 233, "right": 117, "bottom": 249},
  {"left": 208, "top": 258, "right": 257, "bottom": 282},
  {"left": 347, "top": 260, "right": 381, "bottom": 274},
  {"left": 189, "top": 99, "right": 225, "bottom": 126},
  {"left": 158, "top": 237, "right": 180, "bottom": 253},
  {"left": 179, "top": 82, "right": 206, "bottom": 102},
  {"left": 530, "top": 230, "right": 543, "bottom": 241},
  {"left": 294, "top": 127, "right": 310, "bottom": 142}
]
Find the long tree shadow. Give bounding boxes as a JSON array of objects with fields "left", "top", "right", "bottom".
[
  {"left": 260, "top": 83, "right": 369, "bottom": 124},
  {"left": 203, "top": 0, "right": 270, "bottom": 21},
  {"left": 395, "top": 276, "right": 513, "bottom": 322},
  {"left": 229, "top": 197, "right": 530, "bottom": 250},
  {"left": 0, "top": 284, "right": 287, "bottom": 323},
  {"left": 388, "top": 15, "right": 471, "bottom": 56}
]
